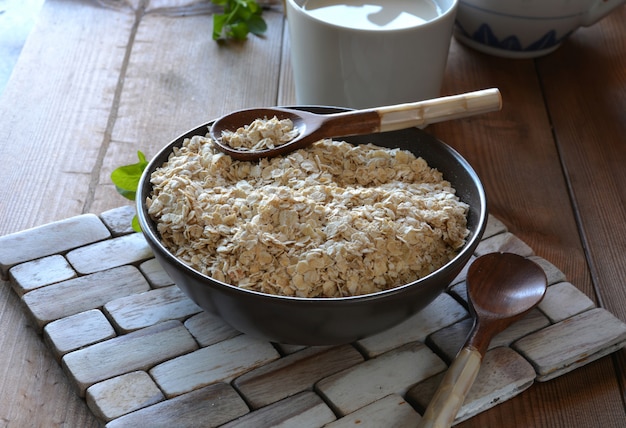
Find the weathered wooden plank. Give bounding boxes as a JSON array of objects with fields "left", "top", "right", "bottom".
[
  {"left": 22, "top": 265, "right": 151, "bottom": 329},
  {"left": 277, "top": 19, "right": 296, "bottom": 106},
  {"left": 474, "top": 232, "right": 534, "bottom": 257},
  {"left": 104, "top": 382, "right": 249, "bottom": 428},
  {"left": 538, "top": 282, "right": 595, "bottom": 323},
  {"left": 62, "top": 320, "right": 198, "bottom": 396},
  {"left": 326, "top": 394, "right": 421, "bottom": 428},
  {"left": 514, "top": 308, "right": 626, "bottom": 381},
  {"left": 0, "top": 214, "right": 110, "bottom": 278},
  {"left": 89, "top": 9, "right": 286, "bottom": 215},
  {"left": 10, "top": 254, "right": 76, "bottom": 296},
  {"left": 0, "top": 277, "right": 101, "bottom": 427},
  {"left": 86, "top": 371, "right": 165, "bottom": 422},
  {"left": 44, "top": 309, "right": 116, "bottom": 359},
  {"left": 149, "top": 335, "right": 280, "bottom": 398},
  {"left": 220, "top": 391, "right": 336, "bottom": 428},
  {"left": 527, "top": 256, "right": 567, "bottom": 285},
  {"left": 429, "top": 41, "right": 591, "bottom": 295},
  {"left": 139, "top": 258, "right": 175, "bottom": 288},
  {"left": 537, "top": 7, "right": 626, "bottom": 326},
  {"left": 183, "top": 310, "right": 241, "bottom": 347},
  {"left": 66, "top": 233, "right": 153, "bottom": 274},
  {"left": 356, "top": 293, "right": 468, "bottom": 358},
  {"left": 99, "top": 204, "right": 136, "bottom": 236},
  {"left": 233, "top": 345, "right": 364, "bottom": 408},
  {"left": 0, "top": 0, "right": 135, "bottom": 236},
  {"left": 316, "top": 342, "right": 446, "bottom": 416},
  {"left": 104, "top": 285, "right": 202, "bottom": 333}
]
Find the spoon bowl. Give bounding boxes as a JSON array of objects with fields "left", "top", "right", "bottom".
[
  {"left": 419, "top": 252, "right": 547, "bottom": 428},
  {"left": 210, "top": 88, "right": 502, "bottom": 161}
]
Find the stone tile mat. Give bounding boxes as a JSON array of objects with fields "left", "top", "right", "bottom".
[{"left": 2, "top": 207, "right": 626, "bottom": 427}]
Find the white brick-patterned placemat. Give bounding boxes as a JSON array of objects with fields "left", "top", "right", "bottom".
[{"left": 2, "top": 206, "right": 626, "bottom": 427}]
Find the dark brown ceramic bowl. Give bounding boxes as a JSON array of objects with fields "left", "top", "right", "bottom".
[{"left": 137, "top": 106, "right": 488, "bottom": 345}]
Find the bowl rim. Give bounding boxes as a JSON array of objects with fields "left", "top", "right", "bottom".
[{"left": 137, "top": 106, "right": 488, "bottom": 303}]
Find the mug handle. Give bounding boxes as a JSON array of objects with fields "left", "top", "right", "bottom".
[{"left": 582, "top": 0, "right": 625, "bottom": 26}]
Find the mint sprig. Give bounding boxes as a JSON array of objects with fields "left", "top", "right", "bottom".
[
  {"left": 212, "top": 0, "right": 268, "bottom": 41},
  {"left": 111, "top": 151, "right": 148, "bottom": 232}
]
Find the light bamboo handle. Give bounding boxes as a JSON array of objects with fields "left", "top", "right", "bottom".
[
  {"left": 377, "top": 88, "right": 502, "bottom": 132},
  {"left": 417, "top": 347, "right": 483, "bottom": 428}
]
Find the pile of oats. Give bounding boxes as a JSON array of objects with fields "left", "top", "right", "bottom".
[
  {"left": 147, "top": 136, "right": 469, "bottom": 298},
  {"left": 220, "top": 116, "right": 299, "bottom": 151}
]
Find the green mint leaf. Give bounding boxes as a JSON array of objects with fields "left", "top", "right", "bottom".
[
  {"left": 111, "top": 151, "right": 148, "bottom": 201},
  {"left": 247, "top": 15, "right": 267, "bottom": 35},
  {"left": 111, "top": 164, "right": 143, "bottom": 191},
  {"left": 131, "top": 215, "right": 142, "bottom": 233},
  {"left": 137, "top": 151, "right": 147, "bottom": 164},
  {"left": 111, "top": 151, "right": 148, "bottom": 231},
  {"left": 236, "top": 5, "right": 253, "bottom": 21},
  {"left": 211, "top": 0, "right": 267, "bottom": 41},
  {"left": 114, "top": 186, "right": 136, "bottom": 201},
  {"left": 213, "top": 13, "right": 228, "bottom": 40},
  {"left": 230, "top": 21, "right": 250, "bottom": 40},
  {"left": 246, "top": 0, "right": 260, "bottom": 14}
]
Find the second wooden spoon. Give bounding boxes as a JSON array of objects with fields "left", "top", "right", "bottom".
[
  {"left": 418, "top": 252, "right": 547, "bottom": 428},
  {"left": 210, "top": 88, "right": 502, "bottom": 161}
]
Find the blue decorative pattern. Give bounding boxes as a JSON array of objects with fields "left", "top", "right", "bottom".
[{"left": 455, "top": 21, "right": 572, "bottom": 52}]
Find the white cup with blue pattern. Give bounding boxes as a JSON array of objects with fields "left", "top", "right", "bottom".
[{"left": 454, "top": 0, "right": 625, "bottom": 58}]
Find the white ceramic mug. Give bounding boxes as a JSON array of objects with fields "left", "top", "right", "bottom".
[
  {"left": 454, "top": 0, "right": 625, "bottom": 58},
  {"left": 285, "top": 0, "right": 458, "bottom": 109}
]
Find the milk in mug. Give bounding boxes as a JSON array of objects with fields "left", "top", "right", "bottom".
[
  {"left": 286, "top": 0, "right": 457, "bottom": 108},
  {"left": 302, "top": 0, "right": 444, "bottom": 30}
]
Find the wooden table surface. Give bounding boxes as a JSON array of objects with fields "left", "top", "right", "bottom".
[{"left": 0, "top": 1, "right": 624, "bottom": 426}]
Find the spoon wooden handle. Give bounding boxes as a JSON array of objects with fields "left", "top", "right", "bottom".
[
  {"left": 418, "top": 346, "right": 483, "bottom": 428},
  {"left": 377, "top": 88, "right": 502, "bottom": 132}
]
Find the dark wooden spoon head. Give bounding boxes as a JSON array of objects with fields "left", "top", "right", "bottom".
[
  {"left": 208, "top": 107, "right": 311, "bottom": 161},
  {"left": 208, "top": 107, "right": 381, "bottom": 161},
  {"left": 464, "top": 252, "right": 547, "bottom": 353}
]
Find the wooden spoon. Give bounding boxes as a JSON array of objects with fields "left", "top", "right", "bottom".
[
  {"left": 209, "top": 88, "right": 502, "bottom": 161},
  {"left": 418, "top": 252, "right": 547, "bottom": 428}
]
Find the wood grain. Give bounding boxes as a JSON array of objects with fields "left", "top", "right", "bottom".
[
  {"left": 0, "top": 279, "right": 100, "bottom": 427},
  {"left": 89, "top": 9, "right": 286, "bottom": 215},
  {"left": 0, "top": 0, "right": 135, "bottom": 236},
  {"left": 538, "top": 10, "right": 626, "bottom": 425},
  {"left": 233, "top": 345, "right": 364, "bottom": 409},
  {"left": 448, "top": 9, "right": 626, "bottom": 428},
  {"left": 537, "top": 8, "right": 626, "bottom": 354},
  {"left": 105, "top": 382, "right": 249, "bottom": 428},
  {"left": 0, "top": 3, "right": 191, "bottom": 426},
  {"left": 431, "top": 41, "right": 591, "bottom": 292}
]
